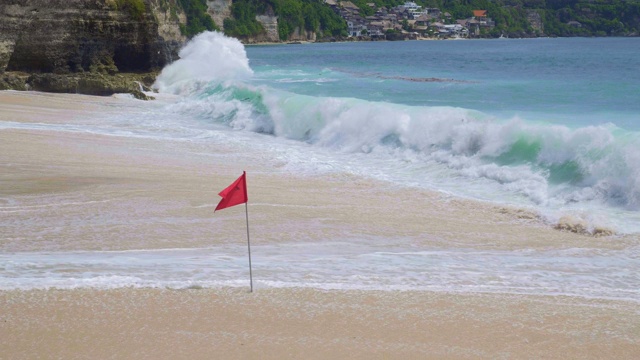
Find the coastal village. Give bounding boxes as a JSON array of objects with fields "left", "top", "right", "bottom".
[{"left": 326, "top": 1, "right": 497, "bottom": 40}]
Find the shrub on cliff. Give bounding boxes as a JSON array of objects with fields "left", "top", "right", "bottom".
[
  {"left": 177, "top": 0, "right": 220, "bottom": 37},
  {"left": 110, "top": 0, "right": 147, "bottom": 20},
  {"left": 224, "top": 0, "right": 267, "bottom": 38},
  {"left": 274, "top": 0, "right": 347, "bottom": 40}
]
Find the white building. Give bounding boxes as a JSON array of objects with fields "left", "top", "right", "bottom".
[
  {"left": 347, "top": 20, "right": 367, "bottom": 37},
  {"left": 401, "top": 2, "right": 429, "bottom": 18},
  {"left": 440, "top": 24, "right": 468, "bottom": 37}
]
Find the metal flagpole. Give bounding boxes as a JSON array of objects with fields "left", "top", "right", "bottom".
[{"left": 245, "top": 202, "right": 253, "bottom": 292}]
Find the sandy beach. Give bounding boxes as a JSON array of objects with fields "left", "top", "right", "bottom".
[
  {"left": 1, "top": 91, "right": 639, "bottom": 359},
  {"left": 3, "top": 288, "right": 639, "bottom": 359}
]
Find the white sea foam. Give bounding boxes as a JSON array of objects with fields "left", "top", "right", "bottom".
[
  {"left": 2, "top": 242, "right": 639, "bottom": 302},
  {"left": 145, "top": 31, "right": 640, "bottom": 233},
  {"left": 154, "top": 31, "right": 253, "bottom": 94}
]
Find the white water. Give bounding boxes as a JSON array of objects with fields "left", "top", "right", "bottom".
[
  {"left": 2, "top": 241, "right": 639, "bottom": 302},
  {"left": 150, "top": 32, "right": 640, "bottom": 234}
]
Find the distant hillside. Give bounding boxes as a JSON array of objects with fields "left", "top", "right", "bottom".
[
  {"left": 209, "top": 0, "right": 640, "bottom": 40},
  {"left": 430, "top": 0, "right": 640, "bottom": 37},
  {"left": 220, "top": 0, "right": 348, "bottom": 41}
]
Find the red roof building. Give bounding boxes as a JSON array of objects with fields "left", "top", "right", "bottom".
[{"left": 473, "top": 10, "right": 487, "bottom": 18}]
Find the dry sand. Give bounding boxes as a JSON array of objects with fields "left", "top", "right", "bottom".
[{"left": 1, "top": 91, "right": 639, "bottom": 359}]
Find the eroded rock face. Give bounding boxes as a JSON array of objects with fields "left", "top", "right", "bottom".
[
  {"left": 253, "top": 15, "right": 280, "bottom": 43},
  {"left": 526, "top": 10, "right": 544, "bottom": 35},
  {"left": 27, "top": 72, "right": 156, "bottom": 99},
  {"left": 0, "top": 0, "right": 186, "bottom": 74},
  {"left": 207, "top": 0, "right": 231, "bottom": 30}
]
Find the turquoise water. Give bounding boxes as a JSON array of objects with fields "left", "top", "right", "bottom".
[
  {"left": 247, "top": 38, "right": 640, "bottom": 129},
  {"left": 154, "top": 33, "right": 640, "bottom": 233}
]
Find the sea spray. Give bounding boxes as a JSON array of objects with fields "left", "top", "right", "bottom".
[{"left": 154, "top": 31, "right": 253, "bottom": 94}]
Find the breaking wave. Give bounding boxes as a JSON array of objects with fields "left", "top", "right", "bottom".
[{"left": 154, "top": 32, "right": 640, "bottom": 230}]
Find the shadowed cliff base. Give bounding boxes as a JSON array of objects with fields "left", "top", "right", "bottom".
[
  {"left": 0, "top": 0, "right": 185, "bottom": 99},
  {"left": 0, "top": 71, "right": 158, "bottom": 100}
]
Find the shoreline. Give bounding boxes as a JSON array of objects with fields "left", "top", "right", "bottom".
[
  {"left": 2, "top": 91, "right": 639, "bottom": 358},
  {"left": 241, "top": 35, "right": 638, "bottom": 46},
  {"left": 0, "top": 90, "right": 634, "bottom": 249}
]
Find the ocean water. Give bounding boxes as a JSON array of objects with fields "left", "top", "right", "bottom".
[
  {"left": 2, "top": 32, "right": 640, "bottom": 299},
  {"left": 156, "top": 33, "right": 640, "bottom": 233}
]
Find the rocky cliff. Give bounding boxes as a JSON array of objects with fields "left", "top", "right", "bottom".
[
  {"left": 0, "top": 0, "right": 187, "bottom": 98},
  {"left": 206, "top": 0, "right": 231, "bottom": 30},
  {"left": 526, "top": 10, "right": 544, "bottom": 35},
  {"left": 254, "top": 15, "right": 279, "bottom": 43},
  {"left": 246, "top": 15, "right": 316, "bottom": 44}
]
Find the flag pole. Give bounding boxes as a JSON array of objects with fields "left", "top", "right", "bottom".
[
  {"left": 245, "top": 201, "right": 253, "bottom": 292},
  {"left": 215, "top": 171, "right": 252, "bottom": 292}
]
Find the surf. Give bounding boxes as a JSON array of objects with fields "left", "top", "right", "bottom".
[
  {"left": 153, "top": 32, "right": 640, "bottom": 234},
  {"left": 3, "top": 243, "right": 639, "bottom": 302}
]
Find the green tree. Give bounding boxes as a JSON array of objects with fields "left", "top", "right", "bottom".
[
  {"left": 223, "top": 0, "right": 268, "bottom": 38},
  {"left": 115, "top": 0, "right": 146, "bottom": 20},
  {"left": 177, "top": 0, "right": 219, "bottom": 37}
]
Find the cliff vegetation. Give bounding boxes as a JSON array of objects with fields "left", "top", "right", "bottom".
[
  {"left": 361, "top": 0, "right": 640, "bottom": 37},
  {"left": 109, "top": 0, "right": 147, "bottom": 19},
  {"left": 223, "top": 0, "right": 348, "bottom": 40},
  {"left": 433, "top": 0, "right": 639, "bottom": 37},
  {"left": 217, "top": 0, "right": 639, "bottom": 41},
  {"left": 177, "top": 0, "right": 220, "bottom": 37}
]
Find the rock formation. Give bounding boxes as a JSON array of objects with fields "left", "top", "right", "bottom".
[
  {"left": 0, "top": 0, "right": 187, "bottom": 98},
  {"left": 526, "top": 10, "right": 544, "bottom": 35},
  {"left": 206, "top": 0, "right": 232, "bottom": 30},
  {"left": 255, "top": 14, "right": 280, "bottom": 43}
]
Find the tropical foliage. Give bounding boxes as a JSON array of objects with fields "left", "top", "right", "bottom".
[
  {"left": 177, "top": 0, "right": 220, "bottom": 37},
  {"left": 223, "top": 0, "right": 347, "bottom": 40},
  {"left": 410, "top": 0, "right": 640, "bottom": 37},
  {"left": 110, "top": 0, "right": 147, "bottom": 20},
  {"left": 178, "top": 0, "right": 640, "bottom": 40},
  {"left": 355, "top": 0, "right": 640, "bottom": 37}
]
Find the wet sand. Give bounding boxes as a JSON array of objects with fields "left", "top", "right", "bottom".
[{"left": 1, "top": 91, "right": 639, "bottom": 358}]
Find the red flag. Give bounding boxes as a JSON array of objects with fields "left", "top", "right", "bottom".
[{"left": 215, "top": 171, "right": 248, "bottom": 212}]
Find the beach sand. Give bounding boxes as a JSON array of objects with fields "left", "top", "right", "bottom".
[
  {"left": 3, "top": 288, "right": 639, "bottom": 359},
  {"left": 1, "top": 91, "right": 639, "bottom": 359}
]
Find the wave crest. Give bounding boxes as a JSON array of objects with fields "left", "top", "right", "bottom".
[
  {"left": 154, "top": 31, "right": 253, "bottom": 94},
  {"left": 187, "top": 82, "right": 640, "bottom": 210}
]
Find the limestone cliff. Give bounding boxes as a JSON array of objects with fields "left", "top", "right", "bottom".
[
  {"left": 0, "top": 0, "right": 325, "bottom": 97},
  {"left": 247, "top": 15, "right": 316, "bottom": 44},
  {"left": 206, "top": 0, "right": 231, "bottom": 30},
  {"left": 0, "top": 0, "right": 187, "bottom": 74},
  {"left": 0, "top": 0, "right": 189, "bottom": 98},
  {"left": 288, "top": 27, "right": 317, "bottom": 42},
  {"left": 254, "top": 15, "right": 280, "bottom": 43},
  {"left": 149, "top": 0, "right": 189, "bottom": 64},
  {"left": 526, "top": 10, "right": 544, "bottom": 35}
]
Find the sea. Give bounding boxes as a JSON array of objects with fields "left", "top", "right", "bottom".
[
  {"left": 155, "top": 33, "right": 640, "bottom": 232},
  {"left": 2, "top": 32, "right": 640, "bottom": 301}
]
